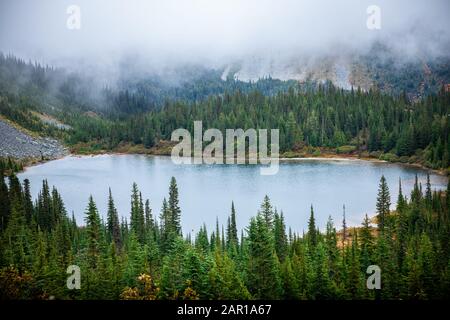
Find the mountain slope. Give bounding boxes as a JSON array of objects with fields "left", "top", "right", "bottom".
[{"left": 0, "top": 117, "right": 67, "bottom": 159}]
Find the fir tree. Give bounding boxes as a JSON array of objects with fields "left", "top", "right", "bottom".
[
  {"left": 307, "top": 205, "right": 317, "bottom": 248},
  {"left": 246, "top": 213, "right": 283, "bottom": 299},
  {"left": 376, "top": 175, "right": 391, "bottom": 232},
  {"left": 22, "top": 179, "right": 33, "bottom": 224},
  {"left": 274, "top": 210, "right": 288, "bottom": 262},
  {"left": 226, "top": 202, "right": 238, "bottom": 250},
  {"left": 85, "top": 195, "right": 101, "bottom": 269},
  {"left": 107, "top": 188, "right": 121, "bottom": 249},
  {"left": 260, "top": 195, "right": 274, "bottom": 230},
  {"left": 0, "top": 175, "right": 10, "bottom": 231},
  {"left": 168, "top": 177, "right": 181, "bottom": 236}
]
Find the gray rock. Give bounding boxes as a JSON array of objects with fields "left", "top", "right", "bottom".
[{"left": 0, "top": 119, "right": 68, "bottom": 160}]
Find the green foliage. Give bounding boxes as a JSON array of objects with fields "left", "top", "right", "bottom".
[
  {"left": 1, "top": 169, "right": 450, "bottom": 299},
  {"left": 2, "top": 51, "right": 449, "bottom": 171}
]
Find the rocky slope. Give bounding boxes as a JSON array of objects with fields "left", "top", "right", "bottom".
[{"left": 0, "top": 118, "right": 68, "bottom": 159}]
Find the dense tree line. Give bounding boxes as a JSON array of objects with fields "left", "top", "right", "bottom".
[
  {"left": 1, "top": 165, "right": 449, "bottom": 299},
  {"left": 63, "top": 85, "right": 450, "bottom": 169},
  {"left": 1, "top": 53, "right": 449, "bottom": 170}
]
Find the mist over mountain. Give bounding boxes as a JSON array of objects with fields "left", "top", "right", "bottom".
[{"left": 1, "top": 0, "right": 449, "bottom": 89}]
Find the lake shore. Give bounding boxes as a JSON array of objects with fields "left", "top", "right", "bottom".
[
  {"left": 24, "top": 151, "right": 449, "bottom": 180},
  {"left": 10, "top": 139, "right": 448, "bottom": 178}
]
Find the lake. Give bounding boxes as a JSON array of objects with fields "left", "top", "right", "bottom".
[{"left": 18, "top": 154, "right": 448, "bottom": 235}]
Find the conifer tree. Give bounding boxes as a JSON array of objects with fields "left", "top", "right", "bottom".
[
  {"left": 22, "top": 179, "right": 33, "bottom": 224},
  {"left": 168, "top": 177, "right": 181, "bottom": 237},
  {"left": 325, "top": 216, "right": 339, "bottom": 281},
  {"left": 107, "top": 188, "right": 121, "bottom": 249},
  {"left": 144, "top": 199, "right": 154, "bottom": 240},
  {"left": 360, "top": 214, "right": 374, "bottom": 256},
  {"left": 195, "top": 224, "right": 209, "bottom": 253},
  {"left": 307, "top": 205, "right": 317, "bottom": 248},
  {"left": 159, "top": 198, "right": 173, "bottom": 252},
  {"left": 376, "top": 175, "right": 391, "bottom": 232},
  {"left": 342, "top": 204, "right": 348, "bottom": 247},
  {"left": 85, "top": 195, "right": 101, "bottom": 269},
  {"left": 246, "top": 213, "right": 283, "bottom": 299},
  {"left": 425, "top": 173, "right": 432, "bottom": 207},
  {"left": 226, "top": 202, "right": 238, "bottom": 249},
  {"left": 347, "top": 229, "right": 363, "bottom": 299},
  {"left": 0, "top": 175, "right": 10, "bottom": 231},
  {"left": 208, "top": 251, "right": 250, "bottom": 299},
  {"left": 274, "top": 210, "right": 288, "bottom": 262},
  {"left": 129, "top": 183, "right": 145, "bottom": 243},
  {"left": 260, "top": 195, "right": 274, "bottom": 230},
  {"left": 280, "top": 256, "right": 300, "bottom": 299}
]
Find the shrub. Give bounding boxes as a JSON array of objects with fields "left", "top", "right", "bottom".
[{"left": 336, "top": 145, "right": 356, "bottom": 154}]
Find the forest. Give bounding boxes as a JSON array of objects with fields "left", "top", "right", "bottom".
[
  {"left": 1, "top": 157, "right": 449, "bottom": 299},
  {"left": 1, "top": 53, "right": 450, "bottom": 300},
  {"left": 1, "top": 53, "right": 450, "bottom": 170}
]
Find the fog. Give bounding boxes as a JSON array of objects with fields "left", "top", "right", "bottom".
[{"left": 0, "top": 0, "right": 449, "bottom": 80}]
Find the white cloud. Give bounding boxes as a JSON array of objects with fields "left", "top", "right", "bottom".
[{"left": 0, "top": 0, "right": 448, "bottom": 70}]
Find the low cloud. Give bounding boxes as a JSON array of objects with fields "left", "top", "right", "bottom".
[{"left": 0, "top": 0, "right": 449, "bottom": 79}]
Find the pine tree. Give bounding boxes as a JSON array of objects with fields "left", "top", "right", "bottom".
[
  {"left": 396, "top": 178, "right": 408, "bottom": 270},
  {"left": 246, "top": 213, "right": 283, "bottom": 299},
  {"left": 123, "top": 232, "right": 146, "bottom": 287},
  {"left": 376, "top": 175, "right": 391, "bottom": 232},
  {"left": 85, "top": 195, "right": 101, "bottom": 269},
  {"left": 37, "top": 179, "right": 51, "bottom": 231},
  {"left": 342, "top": 204, "right": 347, "bottom": 247},
  {"left": 144, "top": 199, "right": 154, "bottom": 240},
  {"left": 107, "top": 188, "right": 121, "bottom": 249},
  {"left": 425, "top": 173, "right": 432, "bottom": 206},
  {"left": 208, "top": 251, "right": 250, "bottom": 299},
  {"left": 214, "top": 218, "right": 221, "bottom": 250},
  {"left": 418, "top": 233, "right": 437, "bottom": 298},
  {"left": 325, "top": 216, "right": 339, "bottom": 282},
  {"left": 260, "top": 195, "right": 274, "bottom": 230},
  {"left": 168, "top": 177, "right": 181, "bottom": 236},
  {"left": 2, "top": 204, "right": 29, "bottom": 267},
  {"left": 129, "top": 183, "right": 145, "bottom": 243},
  {"left": 22, "top": 179, "right": 33, "bottom": 224},
  {"left": 274, "top": 210, "right": 288, "bottom": 262},
  {"left": 312, "top": 242, "right": 334, "bottom": 299},
  {"left": 159, "top": 237, "right": 189, "bottom": 299},
  {"left": 159, "top": 198, "right": 173, "bottom": 252},
  {"left": 0, "top": 174, "right": 10, "bottom": 231},
  {"left": 226, "top": 202, "right": 238, "bottom": 250},
  {"left": 396, "top": 178, "right": 407, "bottom": 212},
  {"left": 280, "top": 256, "right": 300, "bottom": 299},
  {"left": 195, "top": 224, "right": 209, "bottom": 253},
  {"left": 32, "top": 226, "right": 47, "bottom": 277},
  {"left": 360, "top": 214, "right": 374, "bottom": 269},
  {"left": 307, "top": 205, "right": 317, "bottom": 248},
  {"left": 347, "top": 229, "right": 363, "bottom": 299}
]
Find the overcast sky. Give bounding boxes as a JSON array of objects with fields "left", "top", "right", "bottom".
[{"left": 0, "top": 0, "right": 449, "bottom": 68}]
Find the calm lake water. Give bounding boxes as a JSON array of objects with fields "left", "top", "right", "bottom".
[{"left": 18, "top": 155, "right": 448, "bottom": 234}]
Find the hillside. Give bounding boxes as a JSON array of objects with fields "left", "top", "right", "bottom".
[{"left": 0, "top": 117, "right": 67, "bottom": 160}]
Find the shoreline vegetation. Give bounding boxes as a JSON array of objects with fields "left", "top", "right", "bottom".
[
  {"left": 9, "top": 148, "right": 449, "bottom": 178},
  {"left": 1, "top": 54, "right": 449, "bottom": 179},
  {"left": 15, "top": 143, "right": 448, "bottom": 177}
]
